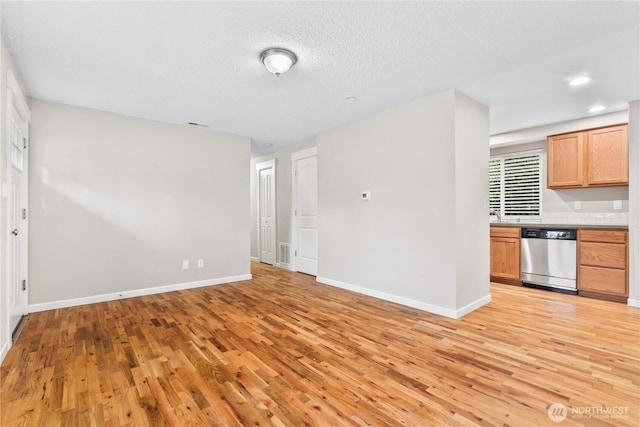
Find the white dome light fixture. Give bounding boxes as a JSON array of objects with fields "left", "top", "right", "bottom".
[
  {"left": 569, "top": 76, "right": 591, "bottom": 86},
  {"left": 261, "top": 48, "right": 297, "bottom": 76}
]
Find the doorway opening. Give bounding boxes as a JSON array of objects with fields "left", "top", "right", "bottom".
[{"left": 256, "top": 159, "right": 276, "bottom": 265}]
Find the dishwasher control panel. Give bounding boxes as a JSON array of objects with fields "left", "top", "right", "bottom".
[{"left": 521, "top": 227, "right": 577, "bottom": 240}]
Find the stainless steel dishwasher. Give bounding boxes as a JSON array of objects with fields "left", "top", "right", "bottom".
[{"left": 520, "top": 227, "right": 577, "bottom": 294}]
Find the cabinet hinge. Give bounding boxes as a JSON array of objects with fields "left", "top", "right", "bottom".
[
  {"left": 22, "top": 208, "right": 27, "bottom": 220},
  {"left": 22, "top": 280, "right": 26, "bottom": 291},
  {"left": 23, "top": 137, "right": 27, "bottom": 149}
]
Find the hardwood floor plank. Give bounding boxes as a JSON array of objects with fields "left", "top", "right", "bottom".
[{"left": 2, "top": 262, "right": 639, "bottom": 426}]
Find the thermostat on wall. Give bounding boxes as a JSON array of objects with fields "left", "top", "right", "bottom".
[{"left": 361, "top": 191, "right": 371, "bottom": 201}]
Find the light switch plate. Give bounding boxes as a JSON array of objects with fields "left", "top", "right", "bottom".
[
  {"left": 182, "top": 260, "right": 189, "bottom": 270},
  {"left": 574, "top": 201, "right": 581, "bottom": 210}
]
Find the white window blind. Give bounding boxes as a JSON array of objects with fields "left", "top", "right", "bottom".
[{"left": 490, "top": 152, "right": 541, "bottom": 218}]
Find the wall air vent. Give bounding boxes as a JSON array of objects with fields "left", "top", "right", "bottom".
[{"left": 279, "top": 242, "right": 291, "bottom": 266}]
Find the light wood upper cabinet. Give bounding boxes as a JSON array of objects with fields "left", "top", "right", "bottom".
[
  {"left": 547, "top": 124, "right": 628, "bottom": 189},
  {"left": 586, "top": 125, "right": 628, "bottom": 186},
  {"left": 547, "top": 131, "right": 583, "bottom": 188}
]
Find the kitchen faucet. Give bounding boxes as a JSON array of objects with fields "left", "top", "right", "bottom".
[{"left": 491, "top": 210, "right": 501, "bottom": 222}]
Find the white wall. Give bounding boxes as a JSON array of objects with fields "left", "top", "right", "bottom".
[
  {"left": 628, "top": 101, "right": 639, "bottom": 306},
  {"left": 317, "top": 89, "right": 490, "bottom": 318},
  {"left": 249, "top": 139, "right": 316, "bottom": 265},
  {"left": 0, "top": 38, "right": 30, "bottom": 363},
  {"left": 454, "top": 91, "right": 491, "bottom": 307},
  {"left": 491, "top": 141, "right": 629, "bottom": 225},
  {"left": 28, "top": 100, "right": 251, "bottom": 309}
]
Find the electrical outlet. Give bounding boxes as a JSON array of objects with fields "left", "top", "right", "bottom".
[
  {"left": 198, "top": 259, "right": 204, "bottom": 268},
  {"left": 574, "top": 201, "right": 581, "bottom": 210},
  {"left": 613, "top": 200, "right": 622, "bottom": 210},
  {"left": 182, "top": 260, "right": 189, "bottom": 270},
  {"left": 361, "top": 191, "right": 371, "bottom": 201}
]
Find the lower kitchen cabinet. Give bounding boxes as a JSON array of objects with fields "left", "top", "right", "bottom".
[
  {"left": 490, "top": 226, "right": 521, "bottom": 283},
  {"left": 578, "top": 229, "right": 628, "bottom": 302}
]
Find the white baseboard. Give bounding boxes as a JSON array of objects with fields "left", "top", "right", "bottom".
[
  {"left": 628, "top": 298, "right": 640, "bottom": 308},
  {"left": 276, "top": 262, "right": 295, "bottom": 271},
  {"left": 0, "top": 338, "right": 10, "bottom": 365},
  {"left": 316, "top": 276, "right": 491, "bottom": 319},
  {"left": 455, "top": 293, "right": 493, "bottom": 318},
  {"left": 28, "top": 274, "right": 252, "bottom": 313}
]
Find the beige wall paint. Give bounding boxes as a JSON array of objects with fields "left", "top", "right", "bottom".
[
  {"left": 317, "top": 89, "right": 490, "bottom": 317},
  {"left": 28, "top": 100, "right": 250, "bottom": 306}
]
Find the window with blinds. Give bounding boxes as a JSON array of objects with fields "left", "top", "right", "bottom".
[{"left": 489, "top": 153, "right": 541, "bottom": 218}]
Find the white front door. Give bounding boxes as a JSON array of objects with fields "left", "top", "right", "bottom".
[
  {"left": 292, "top": 148, "right": 317, "bottom": 276},
  {"left": 7, "top": 103, "right": 29, "bottom": 334},
  {"left": 257, "top": 160, "right": 276, "bottom": 265}
]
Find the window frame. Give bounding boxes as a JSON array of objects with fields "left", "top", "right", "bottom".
[{"left": 490, "top": 149, "right": 543, "bottom": 220}]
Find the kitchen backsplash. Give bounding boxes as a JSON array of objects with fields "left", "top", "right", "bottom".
[
  {"left": 492, "top": 211, "right": 629, "bottom": 226},
  {"left": 540, "top": 211, "right": 628, "bottom": 225}
]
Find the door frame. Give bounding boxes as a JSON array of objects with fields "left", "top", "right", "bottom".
[
  {"left": 291, "top": 147, "right": 317, "bottom": 273},
  {"left": 255, "top": 159, "right": 276, "bottom": 265},
  {"left": 3, "top": 70, "right": 31, "bottom": 360}
]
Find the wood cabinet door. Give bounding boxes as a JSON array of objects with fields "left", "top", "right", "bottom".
[
  {"left": 547, "top": 132, "right": 584, "bottom": 188},
  {"left": 490, "top": 237, "right": 520, "bottom": 280},
  {"left": 587, "top": 125, "right": 628, "bottom": 186}
]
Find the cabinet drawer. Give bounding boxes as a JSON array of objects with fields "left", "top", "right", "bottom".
[
  {"left": 579, "top": 266, "right": 627, "bottom": 297},
  {"left": 490, "top": 227, "right": 520, "bottom": 238},
  {"left": 579, "top": 242, "right": 626, "bottom": 269},
  {"left": 579, "top": 229, "right": 627, "bottom": 244}
]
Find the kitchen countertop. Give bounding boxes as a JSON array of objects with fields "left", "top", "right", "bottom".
[{"left": 490, "top": 222, "right": 628, "bottom": 229}]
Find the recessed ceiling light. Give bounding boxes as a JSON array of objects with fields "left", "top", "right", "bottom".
[
  {"left": 264, "top": 143, "right": 273, "bottom": 148},
  {"left": 569, "top": 76, "right": 591, "bottom": 86},
  {"left": 589, "top": 105, "right": 605, "bottom": 113},
  {"left": 346, "top": 95, "right": 358, "bottom": 103}
]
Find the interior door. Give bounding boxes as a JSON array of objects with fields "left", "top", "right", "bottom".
[
  {"left": 258, "top": 162, "right": 276, "bottom": 265},
  {"left": 8, "top": 103, "right": 29, "bottom": 334},
  {"left": 293, "top": 150, "right": 317, "bottom": 276}
]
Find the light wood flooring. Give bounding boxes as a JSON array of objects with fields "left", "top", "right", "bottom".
[{"left": 1, "top": 262, "right": 639, "bottom": 426}]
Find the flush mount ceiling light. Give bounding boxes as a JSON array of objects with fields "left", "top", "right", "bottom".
[
  {"left": 589, "top": 105, "right": 605, "bottom": 113},
  {"left": 260, "top": 48, "right": 297, "bottom": 76},
  {"left": 569, "top": 76, "right": 591, "bottom": 86}
]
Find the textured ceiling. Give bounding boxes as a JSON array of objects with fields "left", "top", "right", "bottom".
[{"left": 1, "top": 1, "right": 638, "bottom": 155}]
